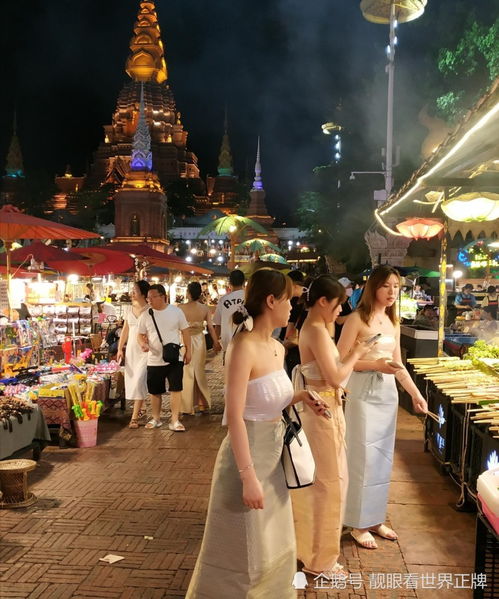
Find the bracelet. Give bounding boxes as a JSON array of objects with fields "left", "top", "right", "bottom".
[{"left": 238, "top": 463, "right": 254, "bottom": 474}]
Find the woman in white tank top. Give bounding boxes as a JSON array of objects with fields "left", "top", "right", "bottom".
[{"left": 186, "top": 269, "right": 329, "bottom": 599}]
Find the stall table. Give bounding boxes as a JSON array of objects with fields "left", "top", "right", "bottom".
[{"left": 0, "top": 406, "right": 51, "bottom": 461}]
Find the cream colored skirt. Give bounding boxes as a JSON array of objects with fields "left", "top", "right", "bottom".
[
  {"left": 186, "top": 420, "right": 297, "bottom": 598},
  {"left": 291, "top": 389, "right": 348, "bottom": 573}
]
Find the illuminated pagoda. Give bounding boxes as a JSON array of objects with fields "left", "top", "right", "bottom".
[
  {"left": 204, "top": 111, "right": 240, "bottom": 214},
  {"left": 86, "top": 1, "right": 205, "bottom": 201},
  {"left": 113, "top": 84, "right": 168, "bottom": 249},
  {"left": 0, "top": 113, "right": 26, "bottom": 207},
  {"left": 246, "top": 138, "right": 277, "bottom": 241}
]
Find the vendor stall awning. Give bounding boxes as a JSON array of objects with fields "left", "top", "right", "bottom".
[{"left": 375, "top": 78, "right": 499, "bottom": 235}]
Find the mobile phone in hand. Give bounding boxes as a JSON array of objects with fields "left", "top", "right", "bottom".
[
  {"left": 387, "top": 360, "right": 404, "bottom": 369},
  {"left": 366, "top": 333, "right": 382, "bottom": 344},
  {"left": 308, "top": 389, "right": 332, "bottom": 419}
]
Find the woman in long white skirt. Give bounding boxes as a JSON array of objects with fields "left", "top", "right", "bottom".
[
  {"left": 338, "top": 265, "right": 427, "bottom": 550},
  {"left": 186, "top": 269, "right": 329, "bottom": 598},
  {"left": 117, "top": 280, "right": 150, "bottom": 429}
]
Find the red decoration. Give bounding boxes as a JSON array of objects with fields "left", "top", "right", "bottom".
[{"left": 395, "top": 218, "right": 444, "bottom": 240}]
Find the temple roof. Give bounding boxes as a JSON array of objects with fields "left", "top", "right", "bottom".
[
  {"left": 126, "top": 1, "right": 168, "bottom": 84},
  {"left": 218, "top": 112, "right": 234, "bottom": 176},
  {"left": 4, "top": 113, "right": 24, "bottom": 178}
]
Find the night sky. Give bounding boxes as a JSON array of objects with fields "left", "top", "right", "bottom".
[{"left": 0, "top": 0, "right": 495, "bottom": 222}]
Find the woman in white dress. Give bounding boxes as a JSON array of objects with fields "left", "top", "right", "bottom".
[
  {"left": 337, "top": 265, "right": 428, "bottom": 549},
  {"left": 186, "top": 269, "right": 330, "bottom": 598},
  {"left": 179, "top": 282, "right": 221, "bottom": 415},
  {"left": 117, "top": 280, "right": 150, "bottom": 429}
]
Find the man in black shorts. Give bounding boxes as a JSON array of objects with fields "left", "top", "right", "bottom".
[{"left": 138, "top": 284, "right": 191, "bottom": 432}]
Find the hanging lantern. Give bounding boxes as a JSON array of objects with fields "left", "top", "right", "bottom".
[
  {"left": 395, "top": 217, "right": 444, "bottom": 239},
  {"left": 360, "top": 0, "right": 427, "bottom": 24},
  {"left": 441, "top": 192, "right": 499, "bottom": 222}
]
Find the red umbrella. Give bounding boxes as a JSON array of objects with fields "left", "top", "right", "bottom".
[
  {"left": 105, "top": 243, "right": 213, "bottom": 275},
  {"left": 0, "top": 205, "right": 100, "bottom": 242},
  {"left": 1, "top": 241, "right": 84, "bottom": 267},
  {"left": 0, "top": 204, "right": 99, "bottom": 316},
  {"left": 69, "top": 248, "right": 134, "bottom": 275}
]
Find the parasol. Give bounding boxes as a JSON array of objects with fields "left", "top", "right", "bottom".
[
  {"left": 105, "top": 243, "right": 213, "bottom": 275},
  {"left": 0, "top": 204, "right": 99, "bottom": 316},
  {"left": 259, "top": 253, "right": 289, "bottom": 265},
  {"left": 235, "top": 238, "right": 281, "bottom": 254}
]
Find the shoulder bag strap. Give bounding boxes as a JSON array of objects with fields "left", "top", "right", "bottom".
[{"left": 149, "top": 308, "right": 163, "bottom": 344}]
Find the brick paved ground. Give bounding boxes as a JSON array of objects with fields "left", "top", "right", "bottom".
[{"left": 0, "top": 352, "right": 475, "bottom": 598}]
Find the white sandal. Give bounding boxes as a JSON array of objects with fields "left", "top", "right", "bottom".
[{"left": 168, "top": 421, "right": 186, "bottom": 432}]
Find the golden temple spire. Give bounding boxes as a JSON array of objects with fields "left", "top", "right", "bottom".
[{"left": 126, "top": 1, "right": 168, "bottom": 84}]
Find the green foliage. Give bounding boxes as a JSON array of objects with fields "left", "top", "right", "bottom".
[
  {"left": 14, "top": 170, "right": 58, "bottom": 218},
  {"left": 165, "top": 180, "right": 196, "bottom": 224},
  {"left": 436, "top": 16, "right": 499, "bottom": 121},
  {"left": 67, "top": 183, "right": 115, "bottom": 231},
  {"left": 232, "top": 181, "right": 251, "bottom": 216}
]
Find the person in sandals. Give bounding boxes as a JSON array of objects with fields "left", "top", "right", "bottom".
[{"left": 116, "top": 280, "right": 150, "bottom": 429}]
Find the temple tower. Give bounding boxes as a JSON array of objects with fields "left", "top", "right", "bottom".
[
  {"left": 113, "top": 84, "right": 168, "bottom": 249},
  {"left": 0, "top": 113, "right": 26, "bottom": 207},
  {"left": 205, "top": 110, "right": 239, "bottom": 214},
  {"left": 246, "top": 138, "right": 276, "bottom": 240},
  {"left": 87, "top": 1, "right": 205, "bottom": 200}
]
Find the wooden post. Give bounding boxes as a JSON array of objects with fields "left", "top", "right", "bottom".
[{"left": 437, "top": 221, "right": 448, "bottom": 357}]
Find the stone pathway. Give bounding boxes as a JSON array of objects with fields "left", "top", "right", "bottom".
[{"left": 0, "top": 352, "right": 476, "bottom": 598}]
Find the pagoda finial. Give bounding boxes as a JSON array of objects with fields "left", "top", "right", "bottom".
[
  {"left": 126, "top": 1, "right": 168, "bottom": 83},
  {"left": 5, "top": 112, "right": 24, "bottom": 178},
  {"left": 252, "top": 137, "right": 263, "bottom": 191},
  {"left": 217, "top": 107, "right": 234, "bottom": 177},
  {"left": 130, "top": 83, "right": 153, "bottom": 171}
]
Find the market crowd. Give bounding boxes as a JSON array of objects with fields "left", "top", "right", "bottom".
[{"left": 113, "top": 265, "right": 434, "bottom": 596}]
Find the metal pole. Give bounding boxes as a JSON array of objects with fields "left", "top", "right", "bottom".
[
  {"left": 385, "top": 1, "right": 396, "bottom": 197},
  {"left": 437, "top": 222, "right": 448, "bottom": 357}
]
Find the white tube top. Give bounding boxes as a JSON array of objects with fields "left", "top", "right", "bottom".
[
  {"left": 222, "top": 369, "right": 294, "bottom": 425},
  {"left": 362, "top": 334, "right": 396, "bottom": 360}
]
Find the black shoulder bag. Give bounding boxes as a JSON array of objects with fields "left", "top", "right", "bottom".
[{"left": 149, "top": 308, "right": 181, "bottom": 363}]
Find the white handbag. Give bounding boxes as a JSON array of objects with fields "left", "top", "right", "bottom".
[{"left": 282, "top": 406, "right": 316, "bottom": 489}]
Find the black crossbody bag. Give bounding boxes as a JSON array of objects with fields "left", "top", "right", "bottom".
[{"left": 149, "top": 308, "right": 181, "bottom": 363}]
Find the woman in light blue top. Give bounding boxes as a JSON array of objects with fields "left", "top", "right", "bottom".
[{"left": 338, "top": 265, "right": 427, "bottom": 550}]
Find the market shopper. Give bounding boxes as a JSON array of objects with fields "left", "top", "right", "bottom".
[
  {"left": 137, "top": 284, "right": 191, "bottom": 432},
  {"left": 292, "top": 275, "right": 372, "bottom": 578},
  {"left": 179, "top": 281, "right": 221, "bottom": 415},
  {"left": 116, "top": 280, "right": 150, "bottom": 429},
  {"left": 338, "top": 265, "right": 428, "bottom": 550},
  {"left": 213, "top": 269, "right": 245, "bottom": 357},
  {"left": 185, "top": 269, "right": 330, "bottom": 598}
]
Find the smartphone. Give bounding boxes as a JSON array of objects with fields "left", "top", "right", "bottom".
[
  {"left": 366, "top": 333, "right": 382, "bottom": 344},
  {"left": 308, "top": 390, "right": 333, "bottom": 419}
]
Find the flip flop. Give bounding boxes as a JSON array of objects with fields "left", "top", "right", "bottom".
[
  {"left": 303, "top": 563, "right": 348, "bottom": 579},
  {"left": 145, "top": 419, "right": 163, "bottom": 429},
  {"left": 350, "top": 529, "right": 378, "bottom": 550},
  {"left": 369, "top": 524, "right": 398, "bottom": 541},
  {"left": 128, "top": 419, "right": 139, "bottom": 429}
]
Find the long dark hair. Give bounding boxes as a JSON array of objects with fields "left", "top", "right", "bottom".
[
  {"left": 304, "top": 274, "right": 346, "bottom": 308},
  {"left": 135, "top": 280, "right": 150, "bottom": 298},
  {"left": 357, "top": 265, "right": 400, "bottom": 326},
  {"left": 233, "top": 268, "right": 292, "bottom": 325},
  {"left": 187, "top": 281, "right": 202, "bottom": 301}
]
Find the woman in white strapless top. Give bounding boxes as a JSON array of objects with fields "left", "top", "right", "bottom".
[
  {"left": 186, "top": 269, "right": 328, "bottom": 599},
  {"left": 338, "top": 265, "right": 427, "bottom": 550},
  {"left": 292, "top": 275, "right": 372, "bottom": 579}
]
